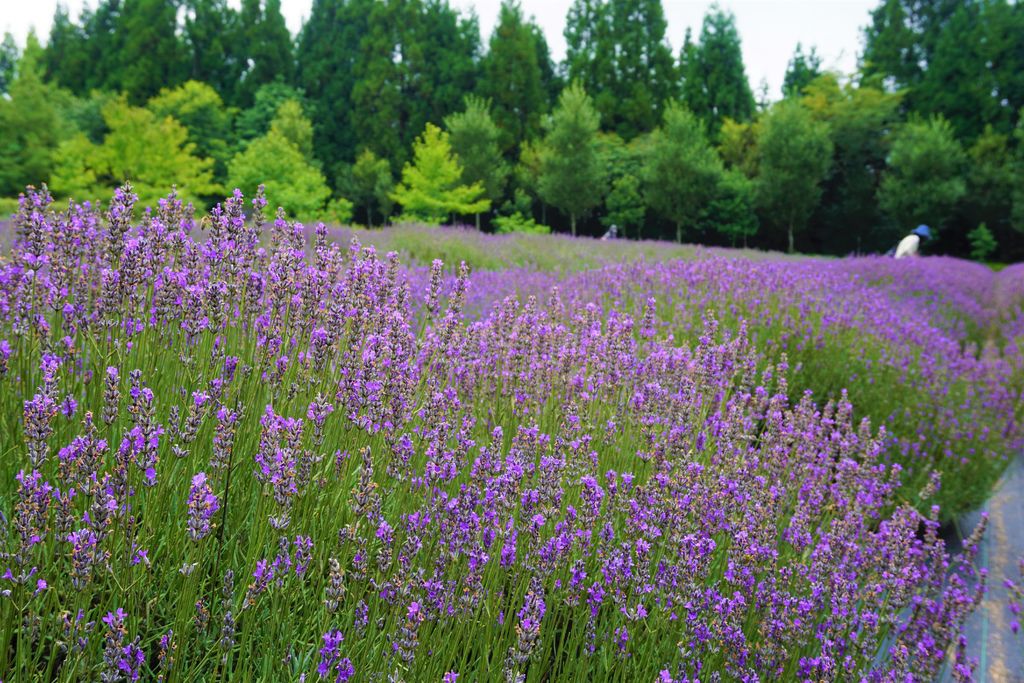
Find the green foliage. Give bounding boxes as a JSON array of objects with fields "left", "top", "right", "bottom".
[
  {"left": 493, "top": 212, "right": 551, "bottom": 234},
  {"left": 236, "top": 0, "right": 294, "bottom": 107},
  {"left": 702, "top": 169, "right": 758, "bottom": 246},
  {"left": 390, "top": 123, "right": 490, "bottom": 224},
  {"left": 782, "top": 43, "right": 821, "bottom": 97},
  {"left": 717, "top": 118, "right": 759, "bottom": 177},
  {"left": 445, "top": 96, "right": 508, "bottom": 227},
  {"left": 324, "top": 196, "right": 355, "bottom": 225},
  {"left": 755, "top": 99, "right": 833, "bottom": 253},
  {"left": 0, "top": 32, "right": 17, "bottom": 94},
  {"left": 968, "top": 223, "right": 997, "bottom": 262},
  {"left": 642, "top": 102, "right": 723, "bottom": 243},
  {"left": 538, "top": 83, "right": 607, "bottom": 236},
  {"left": 879, "top": 116, "right": 966, "bottom": 235},
  {"left": 227, "top": 106, "right": 331, "bottom": 220},
  {"left": 182, "top": 0, "right": 244, "bottom": 100},
  {"left": 113, "top": 0, "right": 188, "bottom": 102},
  {"left": 682, "top": 5, "right": 756, "bottom": 135},
  {"left": 236, "top": 82, "right": 307, "bottom": 142},
  {"left": 148, "top": 80, "right": 234, "bottom": 182},
  {"left": 51, "top": 96, "right": 218, "bottom": 208},
  {"left": 0, "top": 33, "right": 64, "bottom": 196},
  {"left": 603, "top": 173, "right": 645, "bottom": 239},
  {"left": 268, "top": 100, "right": 316, "bottom": 162},
  {"left": 478, "top": 1, "right": 548, "bottom": 154},
  {"left": 348, "top": 149, "right": 395, "bottom": 227},
  {"left": 801, "top": 73, "right": 902, "bottom": 254}
]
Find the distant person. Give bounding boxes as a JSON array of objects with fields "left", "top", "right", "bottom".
[
  {"left": 893, "top": 224, "right": 931, "bottom": 259},
  {"left": 601, "top": 224, "right": 619, "bottom": 241}
]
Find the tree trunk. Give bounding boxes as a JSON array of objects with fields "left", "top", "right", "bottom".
[
  {"left": 475, "top": 213, "right": 481, "bottom": 230},
  {"left": 571, "top": 214, "right": 577, "bottom": 237},
  {"left": 788, "top": 223, "right": 794, "bottom": 254},
  {"left": 676, "top": 221, "right": 682, "bottom": 244}
]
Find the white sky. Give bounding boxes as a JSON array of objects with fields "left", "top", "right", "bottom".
[{"left": 2, "top": 0, "right": 877, "bottom": 98}]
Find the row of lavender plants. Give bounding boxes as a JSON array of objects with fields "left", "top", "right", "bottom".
[{"left": 0, "top": 185, "right": 1020, "bottom": 681}]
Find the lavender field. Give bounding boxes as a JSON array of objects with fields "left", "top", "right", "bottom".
[{"left": 2, "top": 185, "right": 1023, "bottom": 681}]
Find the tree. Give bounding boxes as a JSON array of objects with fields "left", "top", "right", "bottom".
[
  {"left": 605, "top": 0, "right": 677, "bottom": 138},
  {"left": 782, "top": 43, "right": 821, "bottom": 97},
  {"left": 236, "top": 0, "right": 294, "bottom": 107},
  {"left": 267, "top": 100, "right": 316, "bottom": 162},
  {"left": 701, "top": 169, "right": 757, "bottom": 247},
  {"left": 297, "top": 0, "right": 370, "bottom": 175},
  {"left": 42, "top": 5, "right": 89, "bottom": 92},
  {"left": 963, "top": 126, "right": 1015, "bottom": 246},
  {"left": 967, "top": 223, "right": 997, "bottom": 261},
  {"left": 478, "top": 1, "right": 548, "bottom": 153},
  {"left": 682, "top": 4, "right": 756, "bottom": 136},
  {"left": 110, "top": 0, "right": 188, "bottom": 102},
  {"left": 801, "top": 73, "right": 902, "bottom": 254},
  {"left": 445, "top": 96, "right": 508, "bottom": 228},
  {"left": 0, "top": 33, "right": 19, "bottom": 95},
  {"left": 563, "top": 0, "right": 615, "bottom": 108},
  {"left": 390, "top": 123, "right": 490, "bottom": 224},
  {"left": 755, "top": 100, "right": 833, "bottom": 253},
  {"left": 603, "top": 173, "right": 645, "bottom": 239},
  {"left": 148, "top": 81, "right": 234, "bottom": 184},
  {"left": 182, "top": 0, "right": 244, "bottom": 101},
  {"left": 349, "top": 149, "right": 394, "bottom": 227},
  {"left": 1014, "top": 114, "right": 1024, "bottom": 239},
  {"left": 227, "top": 104, "right": 331, "bottom": 219},
  {"left": 718, "top": 117, "right": 759, "bottom": 177},
  {"left": 236, "top": 82, "right": 308, "bottom": 142},
  {"left": 642, "top": 103, "right": 723, "bottom": 243},
  {"left": 538, "top": 83, "right": 607, "bottom": 236},
  {"left": 878, "top": 116, "right": 965, "bottom": 239},
  {"left": 50, "top": 96, "right": 218, "bottom": 208},
  {"left": 0, "top": 33, "right": 64, "bottom": 196}
]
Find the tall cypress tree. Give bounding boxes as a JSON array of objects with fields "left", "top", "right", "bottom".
[
  {"left": 564, "top": 0, "right": 615, "bottom": 105},
  {"left": 43, "top": 5, "right": 91, "bottom": 93},
  {"left": 607, "top": 0, "right": 677, "bottom": 138},
  {"left": 479, "top": 1, "right": 547, "bottom": 154},
  {"left": 782, "top": 43, "right": 822, "bottom": 98},
  {"left": 0, "top": 33, "right": 18, "bottom": 95},
  {"left": 681, "top": 4, "right": 755, "bottom": 136}
]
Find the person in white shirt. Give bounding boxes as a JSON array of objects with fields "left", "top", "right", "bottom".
[{"left": 894, "top": 224, "right": 932, "bottom": 259}]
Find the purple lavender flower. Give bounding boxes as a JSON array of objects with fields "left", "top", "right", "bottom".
[
  {"left": 186, "top": 472, "right": 219, "bottom": 541},
  {"left": 317, "top": 630, "right": 354, "bottom": 682}
]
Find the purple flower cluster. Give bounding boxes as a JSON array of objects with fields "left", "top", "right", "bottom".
[{"left": 0, "top": 186, "right": 1020, "bottom": 680}]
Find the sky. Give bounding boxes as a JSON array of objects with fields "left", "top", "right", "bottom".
[{"left": 2, "top": 0, "right": 878, "bottom": 98}]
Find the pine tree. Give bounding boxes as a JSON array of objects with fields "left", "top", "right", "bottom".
[
  {"left": 538, "top": 83, "right": 607, "bottom": 236},
  {"left": 236, "top": 0, "right": 294, "bottom": 107},
  {"left": 43, "top": 6, "right": 91, "bottom": 93},
  {"left": 782, "top": 43, "right": 822, "bottom": 98},
  {"left": 445, "top": 96, "right": 508, "bottom": 228},
  {"left": 111, "top": 0, "right": 188, "bottom": 102},
  {"left": 0, "top": 33, "right": 17, "bottom": 95},
  {"left": 479, "top": 1, "right": 547, "bottom": 154},
  {"left": 390, "top": 123, "right": 490, "bottom": 224},
  {"left": 182, "top": 0, "right": 243, "bottom": 101},
  {"left": 681, "top": 4, "right": 755, "bottom": 136}
]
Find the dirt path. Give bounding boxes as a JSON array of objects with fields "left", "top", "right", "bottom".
[{"left": 948, "top": 453, "right": 1024, "bottom": 682}]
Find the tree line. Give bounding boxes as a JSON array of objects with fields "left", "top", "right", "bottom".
[{"left": 1, "top": 0, "right": 1023, "bottom": 259}]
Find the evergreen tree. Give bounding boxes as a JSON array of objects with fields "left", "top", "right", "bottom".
[
  {"left": 963, "top": 126, "right": 1015, "bottom": 250},
  {"left": 0, "top": 33, "right": 18, "bottom": 95},
  {"left": 878, "top": 116, "right": 966, "bottom": 241},
  {"left": 182, "top": 0, "right": 243, "bottom": 101},
  {"left": 390, "top": 123, "right": 490, "bottom": 224},
  {"left": 297, "top": 0, "right": 366, "bottom": 177},
  {"left": 43, "top": 6, "right": 91, "bottom": 92},
  {"left": 237, "top": 0, "right": 294, "bottom": 107},
  {"left": 479, "top": 1, "right": 547, "bottom": 153},
  {"left": 603, "top": 173, "right": 645, "bottom": 239},
  {"left": 445, "top": 96, "right": 508, "bottom": 228},
  {"left": 606, "top": 0, "right": 677, "bottom": 138},
  {"left": 538, "top": 83, "right": 607, "bottom": 236},
  {"left": 0, "top": 34, "right": 64, "bottom": 196},
  {"left": 237, "top": 82, "right": 309, "bottom": 142},
  {"left": 349, "top": 149, "right": 394, "bottom": 227},
  {"left": 642, "top": 102, "right": 723, "bottom": 243},
  {"left": 782, "top": 43, "right": 821, "bottom": 97},
  {"left": 80, "top": 0, "right": 126, "bottom": 93},
  {"left": 111, "top": 0, "right": 188, "bottom": 102},
  {"left": 701, "top": 169, "right": 758, "bottom": 247},
  {"left": 755, "top": 100, "right": 833, "bottom": 253},
  {"left": 682, "top": 4, "right": 756, "bottom": 136}
]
